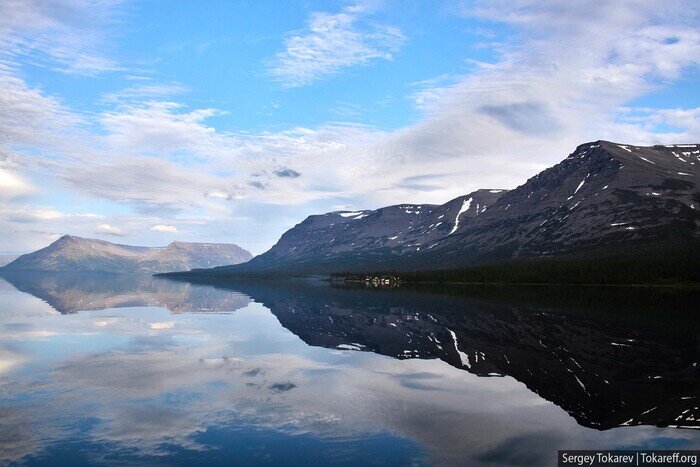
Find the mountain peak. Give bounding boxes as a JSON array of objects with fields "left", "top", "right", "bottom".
[
  {"left": 3, "top": 236, "right": 252, "bottom": 273},
  {"left": 166, "top": 241, "right": 188, "bottom": 247},
  {"left": 56, "top": 234, "right": 80, "bottom": 242}
]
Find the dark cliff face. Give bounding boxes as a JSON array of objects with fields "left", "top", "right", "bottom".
[
  {"left": 199, "top": 141, "right": 698, "bottom": 275},
  {"left": 1, "top": 235, "right": 253, "bottom": 274}
]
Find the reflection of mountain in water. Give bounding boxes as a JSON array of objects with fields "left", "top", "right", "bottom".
[
  {"left": 171, "top": 279, "right": 699, "bottom": 432},
  {"left": 4, "top": 271, "right": 698, "bottom": 432},
  {"left": 0, "top": 272, "right": 251, "bottom": 314}
]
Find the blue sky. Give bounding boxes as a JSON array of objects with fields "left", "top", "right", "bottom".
[{"left": 1, "top": 0, "right": 699, "bottom": 254}]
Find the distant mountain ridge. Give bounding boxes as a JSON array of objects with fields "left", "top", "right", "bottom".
[
  {"left": 1, "top": 235, "right": 253, "bottom": 274},
  {"left": 170, "top": 140, "right": 699, "bottom": 277}
]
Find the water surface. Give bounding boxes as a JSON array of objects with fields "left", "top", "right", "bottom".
[{"left": 0, "top": 272, "right": 698, "bottom": 466}]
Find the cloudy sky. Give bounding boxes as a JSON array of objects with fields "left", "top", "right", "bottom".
[{"left": 1, "top": 0, "right": 699, "bottom": 254}]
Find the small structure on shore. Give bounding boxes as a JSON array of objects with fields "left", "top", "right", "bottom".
[
  {"left": 359, "top": 275, "right": 400, "bottom": 287},
  {"left": 365, "top": 275, "right": 399, "bottom": 286},
  {"left": 331, "top": 273, "right": 401, "bottom": 287}
]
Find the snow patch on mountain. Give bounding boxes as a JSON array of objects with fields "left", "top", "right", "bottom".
[{"left": 449, "top": 198, "right": 473, "bottom": 235}]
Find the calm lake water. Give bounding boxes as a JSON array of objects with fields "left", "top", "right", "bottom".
[{"left": 0, "top": 272, "right": 698, "bottom": 466}]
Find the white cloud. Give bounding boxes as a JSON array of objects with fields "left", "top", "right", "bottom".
[
  {"left": 0, "top": 205, "right": 108, "bottom": 253},
  {"left": 617, "top": 107, "right": 700, "bottom": 141},
  {"left": 0, "top": 64, "right": 83, "bottom": 151},
  {"left": 100, "top": 83, "right": 189, "bottom": 104},
  {"left": 151, "top": 225, "right": 177, "bottom": 233},
  {"left": 100, "top": 102, "right": 229, "bottom": 156},
  {"left": 2, "top": 207, "right": 63, "bottom": 222},
  {"left": 0, "top": 205, "right": 102, "bottom": 223},
  {"left": 60, "top": 154, "right": 238, "bottom": 214},
  {"left": 96, "top": 223, "right": 126, "bottom": 237},
  {"left": 0, "top": 0, "right": 123, "bottom": 75},
  {"left": 0, "top": 167, "right": 35, "bottom": 199},
  {"left": 387, "top": 0, "right": 700, "bottom": 175},
  {"left": 408, "top": 74, "right": 458, "bottom": 110},
  {"left": 268, "top": 4, "right": 405, "bottom": 87}
]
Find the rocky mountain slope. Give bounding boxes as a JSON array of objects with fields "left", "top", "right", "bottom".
[
  {"left": 181, "top": 141, "right": 698, "bottom": 275},
  {"left": 237, "top": 189, "right": 506, "bottom": 272},
  {"left": 1, "top": 235, "right": 253, "bottom": 274},
  {"left": 425, "top": 140, "right": 698, "bottom": 267}
]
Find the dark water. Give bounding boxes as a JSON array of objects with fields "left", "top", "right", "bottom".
[{"left": 0, "top": 272, "right": 698, "bottom": 466}]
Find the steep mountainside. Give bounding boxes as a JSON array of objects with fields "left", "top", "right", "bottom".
[
  {"left": 180, "top": 141, "right": 698, "bottom": 276},
  {"left": 1, "top": 235, "right": 252, "bottom": 274},
  {"left": 193, "top": 189, "right": 506, "bottom": 274},
  {"left": 425, "top": 141, "right": 698, "bottom": 266},
  {"left": 228, "top": 189, "right": 505, "bottom": 272}
]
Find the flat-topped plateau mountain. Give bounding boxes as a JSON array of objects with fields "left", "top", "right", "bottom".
[
  {"left": 166, "top": 141, "right": 698, "bottom": 280},
  {"left": 1, "top": 235, "right": 253, "bottom": 274}
]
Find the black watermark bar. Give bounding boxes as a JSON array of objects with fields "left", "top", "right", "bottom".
[{"left": 559, "top": 451, "right": 700, "bottom": 466}]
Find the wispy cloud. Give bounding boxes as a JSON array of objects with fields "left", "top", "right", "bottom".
[
  {"left": 100, "top": 83, "right": 189, "bottom": 104},
  {"left": 268, "top": 4, "right": 405, "bottom": 87},
  {"left": 408, "top": 74, "right": 458, "bottom": 111},
  {"left": 392, "top": 0, "right": 700, "bottom": 171},
  {"left": 0, "top": 167, "right": 35, "bottom": 200},
  {"left": 0, "top": 64, "right": 83, "bottom": 149},
  {"left": 151, "top": 225, "right": 178, "bottom": 233},
  {"left": 618, "top": 106, "right": 700, "bottom": 138},
  {"left": 100, "top": 102, "right": 228, "bottom": 156},
  {"left": 0, "top": 0, "right": 124, "bottom": 75}
]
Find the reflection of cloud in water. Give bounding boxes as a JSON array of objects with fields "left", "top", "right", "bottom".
[
  {"left": 0, "top": 348, "right": 25, "bottom": 374},
  {"left": 0, "top": 296, "right": 691, "bottom": 463},
  {"left": 0, "top": 277, "right": 698, "bottom": 465}
]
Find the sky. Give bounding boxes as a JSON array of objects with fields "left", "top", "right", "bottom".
[{"left": 0, "top": 0, "right": 699, "bottom": 255}]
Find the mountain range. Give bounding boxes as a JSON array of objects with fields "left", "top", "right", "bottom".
[
  {"left": 169, "top": 140, "right": 699, "bottom": 277},
  {"left": 1, "top": 235, "right": 252, "bottom": 274}
]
